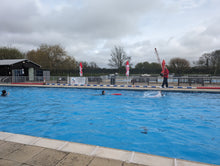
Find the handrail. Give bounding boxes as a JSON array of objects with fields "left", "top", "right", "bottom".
[{"left": 0, "top": 75, "right": 220, "bottom": 86}]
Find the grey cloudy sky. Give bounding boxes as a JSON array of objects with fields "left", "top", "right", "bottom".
[{"left": 0, "top": 0, "right": 219, "bottom": 68}]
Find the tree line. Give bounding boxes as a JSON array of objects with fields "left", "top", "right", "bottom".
[{"left": 0, "top": 45, "right": 219, "bottom": 76}]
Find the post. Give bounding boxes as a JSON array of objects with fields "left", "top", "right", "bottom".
[{"left": 126, "top": 61, "right": 129, "bottom": 86}]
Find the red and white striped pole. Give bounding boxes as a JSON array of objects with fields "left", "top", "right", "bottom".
[
  {"left": 79, "top": 62, "right": 83, "bottom": 77},
  {"left": 126, "top": 61, "right": 129, "bottom": 85}
]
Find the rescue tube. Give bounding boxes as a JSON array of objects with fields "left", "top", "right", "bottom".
[
  {"left": 197, "top": 87, "right": 220, "bottom": 89},
  {"left": 111, "top": 93, "right": 122, "bottom": 95}
]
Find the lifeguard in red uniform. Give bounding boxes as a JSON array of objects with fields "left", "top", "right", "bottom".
[{"left": 161, "top": 67, "right": 169, "bottom": 88}]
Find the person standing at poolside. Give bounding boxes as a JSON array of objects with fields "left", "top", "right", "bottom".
[{"left": 161, "top": 67, "right": 169, "bottom": 88}]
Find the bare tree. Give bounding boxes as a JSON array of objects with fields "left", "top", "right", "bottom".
[
  {"left": 169, "top": 58, "right": 190, "bottom": 75},
  {"left": 27, "top": 44, "right": 77, "bottom": 70},
  {"left": 108, "top": 46, "right": 131, "bottom": 69},
  {"left": 89, "top": 62, "right": 99, "bottom": 69},
  {"left": 210, "top": 50, "right": 220, "bottom": 74},
  {"left": 195, "top": 53, "right": 211, "bottom": 67},
  {"left": 194, "top": 50, "right": 220, "bottom": 74}
]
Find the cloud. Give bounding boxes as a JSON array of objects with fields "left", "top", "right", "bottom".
[
  {"left": 38, "top": 0, "right": 160, "bottom": 39},
  {"left": 0, "top": 0, "right": 219, "bottom": 68},
  {"left": 178, "top": 17, "right": 220, "bottom": 56},
  {"left": 0, "top": 0, "right": 39, "bottom": 33}
]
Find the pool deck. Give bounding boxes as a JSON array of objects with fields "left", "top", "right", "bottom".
[
  {"left": 0, "top": 132, "right": 216, "bottom": 166},
  {"left": 0, "top": 84, "right": 219, "bottom": 166},
  {"left": 1, "top": 83, "right": 220, "bottom": 93}
]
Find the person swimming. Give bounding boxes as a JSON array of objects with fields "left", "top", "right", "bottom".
[
  {"left": 1, "top": 90, "right": 8, "bottom": 96},
  {"left": 155, "top": 91, "right": 164, "bottom": 97},
  {"left": 91, "top": 90, "right": 105, "bottom": 96},
  {"left": 102, "top": 90, "right": 105, "bottom": 95},
  {"left": 144, "top": 91, "right": 164, "bottom": 98}
]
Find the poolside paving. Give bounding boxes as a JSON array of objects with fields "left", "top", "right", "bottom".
[
  {"left": 0, "top": 132, "right": 217, "bottom": 166},
  {"left": 0, "top": 140, "right": 146, "bottom": 166}
]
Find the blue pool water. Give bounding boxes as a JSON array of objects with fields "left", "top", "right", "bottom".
[{"left": 0, "top": 86, "right": 220, "bottom": 165}]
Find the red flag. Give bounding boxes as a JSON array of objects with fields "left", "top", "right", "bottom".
[
  {"left": 161, "top": 59, "right": 165, "bottom": 73},
  {"left": 79, "top": 62, "right": 83, "bottom": 77},
  {"left": 126, "top": 61, "right": 129, "bottom": 76}
]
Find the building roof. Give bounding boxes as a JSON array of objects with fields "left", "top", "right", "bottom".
[
  {"left": 0, "top": 59, "right": 40, "bottom": 67},
  {"left": 0, "top": 59, "right": 27, "bottom": 65}
]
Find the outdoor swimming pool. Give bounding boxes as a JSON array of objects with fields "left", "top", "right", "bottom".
[{"left": 0, "top": 86, "right": 219, "bottom": 165}]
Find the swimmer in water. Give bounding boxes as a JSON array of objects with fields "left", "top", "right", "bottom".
[
  {"left": 1, "top": 90, "right": 8, "bottom": 96},
  {"left": 91, "top": 90, "right": 105, "bottom": 96},
  {"left": 159, "top": 91, "right": 164, "bottom": 96},
  {"left": 154, "top": 91, "right": 164, "bottom": 97},
  {"left": 102, "top": 90, "right": 105, "bottom": 95}
]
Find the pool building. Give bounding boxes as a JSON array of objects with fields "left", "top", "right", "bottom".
[{"left": 0, "top": 59, "right": 49, "bottom": 83}]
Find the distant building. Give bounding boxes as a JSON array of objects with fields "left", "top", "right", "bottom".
[{"left": 0, "top": 59, "right": 49, "bottom": 83}]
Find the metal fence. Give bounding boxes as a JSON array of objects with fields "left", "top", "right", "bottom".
[{"left": 1, "top": 75, "right": 220, "bottom": 86}]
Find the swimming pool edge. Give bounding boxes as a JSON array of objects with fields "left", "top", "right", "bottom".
[
  {"left": 1, "top": 83, "right": 220, "bottom": 93},
  {"left": 0, "top": 131, "right": 216, "bottom": 166}
]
